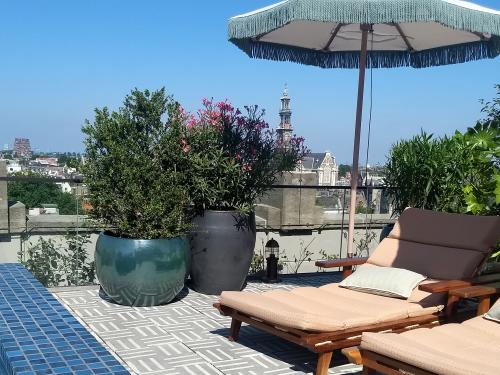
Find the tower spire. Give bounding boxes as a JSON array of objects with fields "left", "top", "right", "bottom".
[{"left": 277, "top": 85, "right": 293, "bottom": 147}]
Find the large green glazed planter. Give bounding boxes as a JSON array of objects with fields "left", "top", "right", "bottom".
[{"left": 95, "top": 232, "right": 189, "bottom": 306}]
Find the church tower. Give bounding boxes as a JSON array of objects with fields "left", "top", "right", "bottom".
[{"left": 277, "top": 85, "right": 293, "bottom": 147}]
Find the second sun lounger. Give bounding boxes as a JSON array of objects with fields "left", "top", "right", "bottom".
[{"left": 358, "top": 294, "right": 500, "bottom": 375}]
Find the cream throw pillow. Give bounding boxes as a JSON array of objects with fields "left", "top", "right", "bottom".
[
  {"left": 339, "top": 266, "right": 427, "bottom": 299},
  {"left": 484, "top": 301, "right": 500, "bottom": 323}
]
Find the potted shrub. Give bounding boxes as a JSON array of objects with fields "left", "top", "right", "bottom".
[
  {"left": 182, "top": 99, "right": 306, "bottom": 294},
  {"left": 383, "top": 96, "right": 500, "bottom": 241},
  {"left": 82, "top": 88, "right": 191, "bottom": 306},
  {"left": 382, "top": 131, "right": 460, "bottom": 240}
]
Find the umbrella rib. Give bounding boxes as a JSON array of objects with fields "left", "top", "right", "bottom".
[
  {"left": 472, "top": 31, "right": 487, "bottom": 40},
  {"left": 254, "top": 24, "right": 284, "bottom": 41},
  {"left": 390, "top": 23, "right": 414, "bottom": 52},
  {"left": 254, "top": 31, "right": 270, "bottom": 41},
  {"left": 322, "top": 23, "right": 344, "bottom": 51}
]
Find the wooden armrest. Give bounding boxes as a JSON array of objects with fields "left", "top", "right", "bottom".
[
  {"left": 419, "top": 273, "right": 500, "bottom": 293},
  {"left": 419, "top": 280, "right": 471, "bottom": 293},
  {"left": 449, "top": 285, "right": 498, "bottom": 299},
  {"left": 449, "top": 285, "right": 500, "bottom": 316},
  {"left": 425, "top": 279, "right": 500, "bottom": 318},
  {"left": 316, "top": 257, "right": 368, "bottom": 280},
  {"left": 315, "top": 257, "right": 368, "bottom": 269}
]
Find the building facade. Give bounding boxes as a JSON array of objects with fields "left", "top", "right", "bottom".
[
  {"left": 13, "top": 138, "right": 32, "bottom": 159},
  {"left": 6, "top": 161, "right": 22, "bottom": 174},
  {"left": 300, "top": 152, "right": 339, "bottom": 186},
  {"left": 35, "top": 157, "right": 58, "bottom": 167}
]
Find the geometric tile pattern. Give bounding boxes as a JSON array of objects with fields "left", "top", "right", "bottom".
[
  {"left": 0, "top": 263, "right": 129, "bottom": 375},
  {"left": 54, "top": 273, "right": 363, "bottom": 375}
]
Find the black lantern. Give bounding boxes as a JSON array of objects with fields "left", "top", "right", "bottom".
[{"left": 264, "top": 238, "right": 280, "bottom": 283}]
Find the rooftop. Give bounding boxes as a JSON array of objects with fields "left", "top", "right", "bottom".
[{"left": 52, "top": 273, "right": 362, "bottom": 375}]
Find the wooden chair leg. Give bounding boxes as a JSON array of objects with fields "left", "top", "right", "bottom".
[
  {"left": 342, "top": 265, "right": 353, "bottom": 279},
  {"left": 316, "top": 352, "right": 333, "bottom": 375},
  {"left": 362, "top": 367, "right": 376, "bottom": 375},
  {"left": 445, "top": 294, "right": 459, "bottom": 319},
  {"left": 477, "top": 296, "right": 491, "bottom": 315},
  {"left": 228, "top": 318, "right": 241, "bottom": 342}
]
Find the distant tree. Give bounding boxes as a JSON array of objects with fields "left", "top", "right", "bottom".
[
  {"left": 66, "top": 158, "right": 80, "bottom": 169},
  {"left": 8, "top": 179, "right": 60, "bottom": 208},
  {"left": 58, "top": 154, "right": 80, "bottom": 169},
  {"left": 338, "top": 164, "right": 351, "bottom": 178},
  {"left": 57, "top": 154, "right": 68, "bottom": 165},
  {"left": 355, "top": 201, "right": 374, "bottom": 214},
  {"left": 57, "top": 192, "right": 81, "bottom": 215},
  {"left": 8, "top": 172, "right": 81, "bottom": 214}
]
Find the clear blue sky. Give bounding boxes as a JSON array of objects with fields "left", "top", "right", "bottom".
[{"left": 1, "top": 0, "right": 499, "bottom": 164}]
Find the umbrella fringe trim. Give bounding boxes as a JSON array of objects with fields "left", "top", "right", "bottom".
[
  {"left": 231, "top": 37, "right": 500, "bottom": 68},
  {"left": 228, "top": 0, "right": 500, "bottom": 39}
]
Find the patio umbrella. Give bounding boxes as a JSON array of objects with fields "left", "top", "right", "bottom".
[{"left": 228, "top": 0, "right": 500, "bottom": 256}]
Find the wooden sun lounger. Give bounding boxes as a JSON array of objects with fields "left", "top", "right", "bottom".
[
  {"left": 343, "top": 285, "right": 500, "bottom": 375},
  {"left": 213, "top": 209, "right": 500, "bottom": 375},
  {"left": 347, "top": 349, "right": 437, "bottom": 375},
  {"left": 214, "top": 263, "right": 500, "bottom": 375}
]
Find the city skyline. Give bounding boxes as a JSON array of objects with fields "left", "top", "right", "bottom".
[{"left": 1, "top": 0, "right": 499, "bottom": 163}]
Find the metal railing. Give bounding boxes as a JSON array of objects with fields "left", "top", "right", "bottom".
[{"left": 0, "top": 175, "right": 394, "bottom": 282}]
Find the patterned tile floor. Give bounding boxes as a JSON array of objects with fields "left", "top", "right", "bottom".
[{"left": 53, "top": 274, "right": 362, "bottom": 375}]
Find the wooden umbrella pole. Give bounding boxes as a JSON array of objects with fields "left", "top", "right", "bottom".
[{"left": 347, "top": 24, "right": 370, "bottom": 257}]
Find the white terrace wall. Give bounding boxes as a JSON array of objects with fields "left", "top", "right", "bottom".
[{"left": 0, "top": 221, "right": 389, "bottom": 275}]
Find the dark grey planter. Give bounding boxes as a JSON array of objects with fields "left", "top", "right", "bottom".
[
  {"left": 189, "top": 210, "right": 256, "bottom": 295},
  {"left": 95, "top": 232, "right": 189, "bottom": 306}
]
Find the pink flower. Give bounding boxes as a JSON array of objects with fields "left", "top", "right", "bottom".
[
  {"left": 216, "top": 101, "right": 234, "bottom": 112},
  {"left": 235, "top": 152, "right": 241, "bottom": 160},
  {"left": 209, "top": 111, "right": 220, "bottom": 120},
  {"left": 187, "top": 115, "right": 197, "bottom": 129},
  {"left": 242, "top": 164, "right": 252, "bottom": 172}
]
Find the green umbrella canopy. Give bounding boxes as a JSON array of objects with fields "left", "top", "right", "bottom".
[
  {"left": 228, "top": 0, "right": 500, "bottom": 256},
  {"left": 229, "top": 0, "right": 500, "bottom": 68}
]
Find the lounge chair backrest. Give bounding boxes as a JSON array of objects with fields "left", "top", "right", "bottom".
[
  {"left": 367, "top": 208, "right": 500, "bottom": 280},
  {"left": 388, "top": 208, "right": 499, "bottom": 252}
]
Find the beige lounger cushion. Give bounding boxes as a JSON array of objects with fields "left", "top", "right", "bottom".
[
  {"left": 366, "top": 238, "right": 485, "bottom": 280},
  {"left": 219, "top": 283, "right": 442, "bottom": 332},
  {"left": 388, "top": 208, "right": 500, "bottom": 252},
  {"left": 408, "top": 278, "right": 447, "bottom": 306},
  {"left": 371, "top": 208, "right": 500, "bottom": 280},
  {"left": 464, "top": 314, "right": 500, "bottom": 340},
  {"left": 361, "top": 305, "right": 500, "bottom": 375}
]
